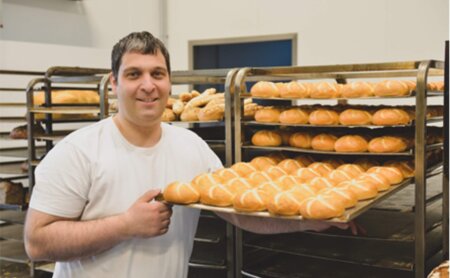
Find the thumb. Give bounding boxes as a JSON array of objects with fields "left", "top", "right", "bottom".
[{"left": 137, "top": 189, "right": 161, "bottom": 203}]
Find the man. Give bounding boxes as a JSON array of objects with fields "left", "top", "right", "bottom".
[{"left": 24, "top": 31, "right": 350, "bottom": 278}]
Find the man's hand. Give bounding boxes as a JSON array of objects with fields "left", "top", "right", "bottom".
[{"left": 122, "top": 189, "right": 173, "bottom": 238}]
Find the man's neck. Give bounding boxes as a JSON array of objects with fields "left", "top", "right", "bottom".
[{"left": 112, "top": 115, "right": 162, "bottom": 148}]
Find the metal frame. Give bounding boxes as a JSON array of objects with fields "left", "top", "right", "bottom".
[{"left": 231, "top": 61, "right": 446, "bottom": 278}]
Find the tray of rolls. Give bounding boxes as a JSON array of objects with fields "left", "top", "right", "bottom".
[
  {"left": 160, "top": 154, "right": 422, "bottom": 223},
  {"left": 245, "top": 80, "right": 445, "bottom": 99}
]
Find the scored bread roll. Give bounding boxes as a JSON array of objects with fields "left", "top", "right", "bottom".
[
  {"left": 279, "top": 108, "right": 309, "bottom": 124},
  {"left": 254, "top": 107, "right": 281, "bottom": 123},
  {"left": 299, "top": 194, "right": 345, "bottom": 219},
  {"left": 308, "top": 162, "right": 335, "bottom": 176},
  {"left": 250, "top": 81, "right": 280, "bottom": 97},
  {"left": 233, "top": 188, "right": 269, "bottom": 212},
  {"left": 325, "top": 169, "right": 354, "bottom": 184},
  {"left": 226, "top": 177, "right": 254, "bottom": 194},
  {"left": 267, "top": 152, "right": 289, "bottom": 163},
  {"left": 368, "top": 136, "right": 408, "bottom": 153},
  {"left": 337, "top": 164, "right": 365, "bottom": 177},
  {"left": 266, "top": 190, "right": 303, "bottom": 216},
  {"left": 252, "top": 130, "right": 282, "bottom": 147},
  {"left": 309, "top": 109, "right": 340, "bottom": 125},
  {"left": 374, "top": 80, "right": 410, "bottom": 97},
  {"left": 199, "top": 183, "right": 234, "bottom": 207},
  {"left": 192, "top": 173, "right": 223, "bottom": 191},
  {"left": 335, "top": 135, "right": 369, "bottom": 153},
  {"left": 356, "top": 173, "right": 390, "bottom": 191},
  {"left": 278, "top": 159, "right": 304, "bottom": 174},
  {"left": 293, "top": 155, "right": 314, "bottom": 166},
  {"left": 383, "top": 160, "right": 415, "bottom": 178},
  {"left": 337, "top": 179, "right": 378, "bottom": 200},
  {"left": 248, "top": 171, "right": 273, "bottom": 185},
  {"left": 163, "top": 181, "right": 200, "bottom": 204},
  {"left": 250, "top": 156, "right": 277, "bottom": 171},
  {"left": 280, "top": 81, "right": 311, "bottom": 98},
  {"left": 340, "top": 81, "right": 374, "bottom": 98},
  {"left": 231, "top": 162, "right": 258, "bottom": 177},
  {"left": 277, "top": 175, "right": 303, "bottom": 188},
  {"left": 366, "top": 166, "right": 404, "bottom": 184},
  {"left": 215, "top": 168, "right": 241, "bottom": 182},
  {"left": 372, "top": 108, "right": 411, "bottom": 126},
  {"left": 294, "top": 167, "right": 322, "bottom": 182},
  {"left": 319, "top": 187, "right": 358, "bottom": 209},
  {"left": 311, "top": 133, "right": 338, "bottom": 151},
  {"left": 338, "top": 109, "right": 372, "bottom": 126},
  {"left": 321, "top": 158, "right": 345, "bottom": 168},
  {"left": 264, "top": 166, "right": 289, "bottom": 180},
  {"left": 308, "top": 177, "right": 336, "bottom": 192},
  {"left": 310, "top": 82, "right": 341, "bottom": 99},
  {"left": 288, "top": 132, "right": 312, "bottom": 149},
  {"left": 354, "top": 158, "right": 379, "bottom": 171},
  {"left": 258, "top": 180, "right": 291, "bottom": 196}
]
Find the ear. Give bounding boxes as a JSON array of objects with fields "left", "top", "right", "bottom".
[{"left": 110, "top": 73, "right": 118, "bottom": 95}]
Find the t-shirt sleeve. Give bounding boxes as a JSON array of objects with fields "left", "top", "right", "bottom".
[{"left": 29, "top": 140, "right": 91, "bottom": 218}]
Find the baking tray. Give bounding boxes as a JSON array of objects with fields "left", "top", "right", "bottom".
[{"left": 159, "top": 178, "right": 413, "bottom": 223}]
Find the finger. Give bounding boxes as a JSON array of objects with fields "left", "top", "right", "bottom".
[{"left": 137, "top": 189, "right": 161, "bottom": 203}]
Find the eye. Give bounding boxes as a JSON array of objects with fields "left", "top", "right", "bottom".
[
  {"left": 152, "top": 70, "right": 167, "bottom": 79},
  {"left": 126, "top": 70, "right": 140, "bottom": 79}
]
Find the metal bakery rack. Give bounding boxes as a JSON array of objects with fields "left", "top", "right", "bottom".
[{"left": 230, "top": 61, "right": 448, "bottom": 278}]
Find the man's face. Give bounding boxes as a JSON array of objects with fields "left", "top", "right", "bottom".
[{"left": 111, "top": 51, "right": 171, "bottom": 127}]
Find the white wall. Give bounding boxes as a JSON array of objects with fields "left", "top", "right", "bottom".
[{"left": 0, "top": 0, "right": 448, "bottom": 71}]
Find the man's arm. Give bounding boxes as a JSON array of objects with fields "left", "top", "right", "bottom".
[
  {"left": 24, "top": 189, "right": 172, "bottom": 261},
  {"left": 216, "top": 212, "right": 351, "bottom": 234}
]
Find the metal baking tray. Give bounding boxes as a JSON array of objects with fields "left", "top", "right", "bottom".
[{"left": 159, "top": 178, "right": 413, "bottom": 223}]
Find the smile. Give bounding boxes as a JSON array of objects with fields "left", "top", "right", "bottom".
[{"left": 136, "top": 97, "right": 159, "bottom": 103}]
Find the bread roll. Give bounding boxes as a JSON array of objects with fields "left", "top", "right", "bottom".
[
  {"left": 215, "top": 168, "right": 241, "bottom": 182},
  {"left": 374, "top": 80, "right": 410, "bottom": 97},
  {"left": 180, "top": 107, "right": 200, "bottom": 122},
  {"left": 366, "top": 166, "right": 404, "bottom": 184},
  {"left": 310, "top": 82, "right": 341, "bottom": 99},
  {"left": 266, "top": 191, "right": 303, "bottom": 216},
  {"left": 231, "top": 162, "right": 258, "bottom": 177},
  {"left": 368, "top": 136, "right": 408, "bottom": 153},
  {"left": 289, "top": 184, "right": 318, "bottom": 200},
  {"left": 226, "top": 177, "right": 254, "bottom": 194},
  {"left": 248, "top": 171, "right": 273, "bottom": 185},
  {"left": 294, "top": 167, "right": 322, "bottom": 182},
  {"left": 337, "top": 179, "right": 378, "bottom": 200},
  {"left": 280, "top": 81, "right": 311, "bottom": 98},
  {"left": 199, "top": 183, "right": 234, "bottom": 207},
  {"left": 277, "top": 175, "right": 303, "bottom": 187},
  {"left": 319, "top": 187, "right": 358, "bottom": 209},
  {"left": 383, "top": 160, "right": 415, "bottom": 178},
  {"left": 338, "top": 109, "right": 372, "bottom": 125},
  {"left": 340, "top": 81, "right": 374, "bottom": 98},
  {"left": 162, "top": 108, "right": 176, "bottom": 122},
  {"left": 254, "top": 107, "right": 281, "bottom": 123},
  {"left": 334, "top": 135, "right": 369, "bottom": 152},
  {"left": 309, "top": 109, "right": 340, "bottom": 125},
  {"left": 198, "top": 104, "right": 224, "bottom": 121},
  {"left": 325, "top": 169, "right": 354, "bottom": 184},
  {"left": 163, "top": 181, "right": 200, "bottom": 204},
  {"left": 172, "top": 99, "right": 185, "bottom": 115},
  {"left": 192, "top": 173, "right": 223, "bottom": 191},
  {"left": 233, "top": 188, "right": 269, "bottom": 212},
  {"left": 267, "top": 152, "right": 289, "bottom": 163},
  {"left": 299, "top": 195, "right": 345, "bottom": 219},
  {"left": 354, "top": 158, "right": 379, "bottom": 171},
  {"left": 250, "top": 81, "right": 280, "bottom": 97},
  {"left": 311, "top": 133, "right": 338, "bottom": 151},
  {"left": 308, "top": 162, "right": 335, "bottom": 176},
  {"left": 372, "top": 108, "right": 411, "bottom": 125},
  {"left": 264, "top": 166, "right": 289, "bottom": 180},
  {"left": 321, "top": 158, "right": 345, "bottom": 168},
  {"left": 278, "top": 159, "right": 303, "bottom": 174},
  {"left": 252, "top": 130, "right": 282, "bottom": 147},
  {"left": 288, "top": 132, "right": 312, "bottom": 149},
  {"left": 250, "top": 156, "right": 277, "bottom": 171},
  {"left": 243, "top": 102, "right": 261, "bottom": 120},
  {"left": 279, "top": 108, "right": 309, "bottom": 124},
  {"left": 308, "top": 177, "right": 336, "bottom": 191},
  {"left": 336, "top": 164, "right": 365, "bottom": 178},
  {"left": 356, "top": 173, "right": 390, "bottom": 191}
]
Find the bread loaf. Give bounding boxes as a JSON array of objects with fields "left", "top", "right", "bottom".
[
  {"left": 372, "top": 108, "right": 411, "bottom": 125},
  {"left": 334, "top": 135, "right": 368, "bottom": 152},
  {"left": 163, "top": 181, "right": 200, "bottom": 204},
  {"left": 339, "top": 109, "right": 372, "bottom": 125},
  {"left": 288, "top": 132, "right": 312, "bottom": 149},
  {"left": 340, "top": 82, "right": 374, "bottom": 98},
  {"left": 311, "top": 133, "right": 338, "bottom": 151},
  {"left": 254, "top": 107, "right": 281, "bottom": 123},
  {"left": 250, "top": 81, "right": 280, "bottom": 97},
  {"left": 252, "top": 130, "right": 282, "bottom": 147},
  {"left": 279, "top": 108, "right": 309, "bottom": 124},
  {"left": 309, "top": 109, "right": 340, "bottom": 125},
  {"left": 310, "top": 82, "right": 341, "bottom": 99},
  {"left": 368, "top": 136, "right": 408, "bottom": 153},
  {"left": 280, "top": 81, "right": 311, "bottom": 98},
  {"left": 374, "top": 80, "right": 410, "bottom": 97}
]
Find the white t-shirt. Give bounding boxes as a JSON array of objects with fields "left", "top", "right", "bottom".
[{"left": 30, "top": 117, "right": 223, "bottom": 278}]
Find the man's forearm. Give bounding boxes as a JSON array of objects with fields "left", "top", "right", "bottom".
[{"left": 25, "top": 213, "right": 130, "bottom": 261}]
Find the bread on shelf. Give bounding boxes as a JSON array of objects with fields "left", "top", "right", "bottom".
[{"left": 252, "top": 130, "right": 283, "bottom": 147}]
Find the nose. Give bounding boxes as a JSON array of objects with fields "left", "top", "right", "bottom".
[{"left": 141, "top": 74, "right": 156, "bottom": 93}]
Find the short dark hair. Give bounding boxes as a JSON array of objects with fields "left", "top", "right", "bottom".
[{"left": 111, "top": 31, "right": 171, "bottom": 79}]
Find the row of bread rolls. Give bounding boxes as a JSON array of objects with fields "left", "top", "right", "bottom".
[
  {"left": 162, "top": 156, "right": 414, "bottom": 219},
  {"left": 252, "top": 130, "right": 414, "bottom": 153},
  {"left": 250, "top": 80, "right": 444, "bottom": 99}
]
